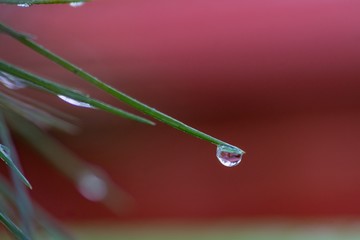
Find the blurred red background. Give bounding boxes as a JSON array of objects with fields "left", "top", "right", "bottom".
[{"left": 1, "top": 0, "right": 360, "bottom": 222}]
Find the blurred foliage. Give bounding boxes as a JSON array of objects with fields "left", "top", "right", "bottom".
[{"left": 0, "top": 1, "right": 245, "bottom": 239}]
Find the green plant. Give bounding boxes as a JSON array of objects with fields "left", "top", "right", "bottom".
[{"left": 0, "top": 1, "right": 244, "bottom": 239}]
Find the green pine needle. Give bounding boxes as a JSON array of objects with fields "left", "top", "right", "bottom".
[
  {"left": 0, "top": 211, "right": 30, "bottom": 240},
  {"left": 0, "top": 174, "right": 74, "bottom": 239},
  {"left": 0, "top": 149, "right": 32, "bottom": 189},
  {"left": 0, "top": 111, "right": 35, "bottom": 237},
  {"left": 0, "top": 116, "right": 32, "bottom": 189},
  {"left": 0, "top": 61, "right": 155, "bottom": 126},
  {"left": 0, "top": 22, "right": 244, "bottom": 151}
]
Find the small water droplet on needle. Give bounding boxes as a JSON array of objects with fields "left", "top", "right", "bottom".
[
  {"left": 17, "top": 3, "right": 31, "bottom": 7},
  {"left": 58, "top": 95, "right": 94, "bottom": 108},
  {"left": 0, "top": 144, "right": 10, "bottom": 158},
  {"left": 216, "top": 144, "right": 243, "bottom": 167},
  {"left": 0, "top": 71, "right": 27, "bottom": 90},
  {"left": 69, "top": 2, "right": 85, "bottom": 7}
]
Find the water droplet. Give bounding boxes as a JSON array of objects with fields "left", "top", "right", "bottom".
[
  {"left": 17, "top": 3, "right": 31, "bottom": 7},
  {"left": 76, "top": 171, "right": 108, "bottom": 202},
  {"left": 58, "top": 95, "right": 94, "bottom": 108},
  {"left": 69, "top": 2, "right": 85, "bottom": 7},
  {"left": 0, "top": 72, "right": 27, "bottom": 90},
  {"left": 0, "top": 144, "right": 10, "bottom": 158},
  {"left": 216, "top": 144, "right": 243, "bottom": 167}
]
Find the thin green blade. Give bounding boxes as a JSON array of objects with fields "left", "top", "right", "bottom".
[
  {"left": 0, "top": 148, "right": 32, "bottom": 189},
  {"left": 0, "top": 211, "right": 30, "bottom": 240},
  {"left": 0, "top": 61, "right": 154, "bottom": 125},
  {"left": 0, "top": 22, "right": 244, "bottom": 151}
]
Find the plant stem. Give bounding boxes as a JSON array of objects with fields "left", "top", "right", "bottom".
[
  {"left": 0, "top": 111, "right": 34, "bottom": 239},
  {"left": 0, "top": 148, "right": 32, "bottom": 189},
  {"left": 0, "top": 211, "right": 30, "bottom": 240},
  {"left": 0, "top": 22, "right": 244, "bottom": 151},
  {"left": 0, "top": 174, "right": 74, "bottom": 239},
  {"left": 0, "top": 61, "right": 155, "bottom": 125}
]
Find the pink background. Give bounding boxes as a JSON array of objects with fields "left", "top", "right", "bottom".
[{"left": 1, "top": 0, "right": 360, "bottom": 221}]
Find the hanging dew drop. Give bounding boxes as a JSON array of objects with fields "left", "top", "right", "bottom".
[
  {"left": 17, "top": 3, "right": 31, "bottom": 7},
  {"left": 216, "top": 144, "right": 243, "bottom": 167},
  {"left": 0, "top": 144, "right": 11, "bottom": 166},
  {"left": 76, "top": 171, "right": 108, "bottom": 202},
  {"left": 0, "top": 144, "right": 10, "bottom": 158},
  {"left": 0, "top": 71, "right": 27, "bottom": 90},
  {"left": 69, "top": 2, "right": 85, "bottom": 7},
  {"left": 58, "top": 95, "right": 94, "bottom": 108}
]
